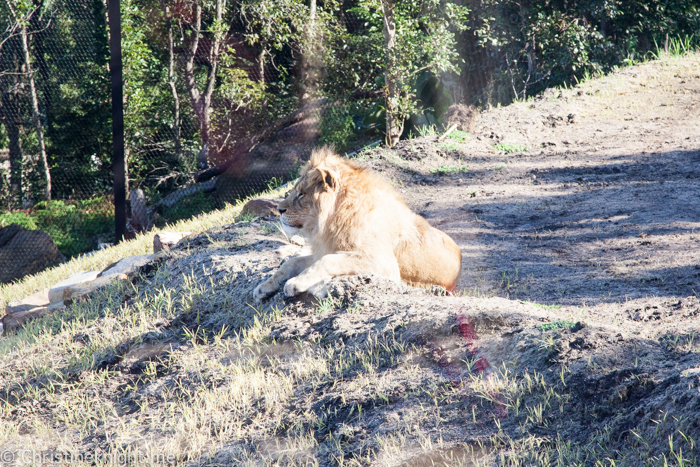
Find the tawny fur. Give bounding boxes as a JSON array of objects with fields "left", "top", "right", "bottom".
[{"left": 253, "top": 147, "right": 462, "bottom": 301}]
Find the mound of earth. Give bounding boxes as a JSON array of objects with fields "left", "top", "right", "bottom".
[{"left": 1, "top": 54, "right": 699, "bottom": 465}]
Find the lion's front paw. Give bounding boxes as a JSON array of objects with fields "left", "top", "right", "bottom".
[
  {"left": 283, "top": 276, "right": 327, "bottom": 298},
  {"left": 253, "top": 280, "right": 278, "bottom": 302},
  {"left": 283, "top": 277, "right": 304, "bottom": 297}
]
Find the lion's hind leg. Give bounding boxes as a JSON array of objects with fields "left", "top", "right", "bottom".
[{"left": 253, "top": 255, "right": 314, "bottom": 302}]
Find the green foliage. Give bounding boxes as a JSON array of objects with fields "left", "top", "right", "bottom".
[
  {"left": 34, "top": 198, "right": 114, "bottom": 257},
  {"left": 464, "top": 0, "right": 700, "bottom": 104},
  {"left": 0, "top": 197, "right": 114, "bottom": 257},
  {"left": 318, "top": 100, "right": 375, "bottom": 153},
  {"left": 240, "top": 0, "right": 307, "bottom": 53},
  {"left": 348, "top": 0, "right": 467, "bottom": 141},
  {"left": 445, "top": 129, "right": 469, "bottom": 143},
  {"left": 0, "top": 212, "right": 37, "bottom": 230},
  {"left": 323, "top": 7, "right": 384, "bottom": 96},
  {"left": 3, "top": 0, "right": 700, "bottom": 215},
  {"left": 319, "top": 108, "right": 356, "bottom": 151},
  {"left": 539, "top": 320, "right": 575, "bottom": 331}
]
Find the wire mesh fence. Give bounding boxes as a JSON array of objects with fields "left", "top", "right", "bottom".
[{"left": 2, "top": 0, "right": 699, "bottom": 283}]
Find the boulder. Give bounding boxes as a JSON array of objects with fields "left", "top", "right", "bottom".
[
  {"left": 2, "top": 288, "right": 53, "bottom": 334},
  {"left": 48, "top": 270, "right": 101, "bottom": 305},
  {"left": 241, "top": 199, "right": 280, "bottom": 218},
  {"left": 2, "top": 306, "right": 52, "bottom": 334},
  {"left": 47, "top": 255, "right": 153, "bottom": 306},
  {"left": 99, "top": 254, "right": 154, "bottom": 277},
  {"left": 2, "top": 254, "right": 154, "bottom": 333},
  {"left": 0, "top": 224, "right": 65, "bottom": 284},
  {"left": 153, "top": 232, "right": 193, "bottom": 253},
  {"left": 5, "top": 289, "right": 50, "bottom": 314}
]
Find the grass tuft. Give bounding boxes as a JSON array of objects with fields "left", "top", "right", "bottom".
[{"left": 492, "top": 143, "right": 528, "bottom": 153}]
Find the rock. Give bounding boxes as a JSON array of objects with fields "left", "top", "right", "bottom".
[
  {"left": 153, "top": 232, "right": 193, "bottom": 253},
  {"left": 5, "top": 289, "right": 50, "bottom": 314},
  {"left": 241, "top": 199, "right": 280, "bottom": 218},
  {"left": 100, "top": 254, "right": 154, "bottom": 277},
  {"left": 45, "top": 255, "right": 152, "bottom": 308},
  {"left": 2, "top": 305, "right": 53, "bottom": 334},
  {"left": 121, "top": 342, "right": 171, "bottom": 367},
  {"left": 129, "top": 188, "right": 152, "bottom": 233},
  {"left": 0, "top": 224, "right": 65, "bottom": 284},
  {"left": 2, "top": 288, "right": 60, "bottom": 334},
  {"left": 48, "top": 270, "right": 101, "bottom": 305}
]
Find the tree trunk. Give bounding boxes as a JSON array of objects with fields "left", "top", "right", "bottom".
[
  {"left": 182, "top": 0, "right": 223, "bottom": 168},
  {"left": 299, "top": 0, "right": 317, "bottom": 105},
  {"left": 166, "top": 6, "right": 181, "bottom": 157},
  {"left": 29, "top": 0, "right": 52, "bottom": 126},
  {"left": 380, "top": 0, "right": 402, "bottom": 147},
  {"left": 17, "top": 11, "right": 51, "bottom": 199},
  {"left": 258, "top": 48, "right": 266, "bottom": 87},
  {"left": 3, "top": 91, "right": 23, "bottom": 205}
]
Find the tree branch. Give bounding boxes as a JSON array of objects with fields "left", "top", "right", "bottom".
[{"left": 193, "top": 98, "right": 329, "bottom": 183}]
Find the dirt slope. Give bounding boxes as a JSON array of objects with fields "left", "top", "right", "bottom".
[{"left": 1, "top": 54, "right": 700, "bottom": 466}]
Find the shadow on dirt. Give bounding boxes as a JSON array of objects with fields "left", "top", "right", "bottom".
[{"left": 386, "top": 148, "right": 700, "bottom": 305}]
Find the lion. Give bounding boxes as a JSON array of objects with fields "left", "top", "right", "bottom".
[{"left": 253, "top": 146, "right": 462, "bottom": 301}]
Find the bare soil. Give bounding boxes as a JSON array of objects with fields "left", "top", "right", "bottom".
[{"left": 2, "top": 55, "right": 700, "bottom": 466}]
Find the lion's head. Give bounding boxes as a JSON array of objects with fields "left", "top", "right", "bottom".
[{"left": 277, "top": 147, "right": 341, "bottom": 238}]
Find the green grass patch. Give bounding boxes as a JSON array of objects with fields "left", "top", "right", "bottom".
[
  {"left": 0, "top": 197, "right": 114, "bottom": 257},
  {"left": 650, "top": 34, "right": 699, "bottom": 60},
  {"left": 538, "top": 320, "right": 576, "bottom": 331},
  {"left": 430, "top": 165, "right": 468, "bottom": 174},
  {"left": 445, "top": 129, "right": 469, "bottom": 143},
  {"left": 438, "top": 140, "right": 461, "bottom": 151},
  {"left": 522, "top": 300, "right": 562, "bottom": 310},
  {"left": 493, "top": 143, "right": 528, "bottom": 153}
]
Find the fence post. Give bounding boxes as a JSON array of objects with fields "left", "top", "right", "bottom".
[{"left": 108, "top": 0, "right": 126, "bottom": 243}]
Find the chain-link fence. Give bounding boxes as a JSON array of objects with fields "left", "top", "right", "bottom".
[
  {"left": 2, "top": 0, "right": 699, "bottom": 283},
  {"left": 1, "top": 0, "right": 114, "bottom": 282}
]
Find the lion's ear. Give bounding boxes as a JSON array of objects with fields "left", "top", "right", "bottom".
[
  {"left": 307, "top": 167, "right": 339, "bottom": 191},
  {"left": 321, "top": 168, "right": 339, "bottom": 190}
]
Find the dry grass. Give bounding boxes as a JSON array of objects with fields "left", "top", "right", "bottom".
[{"left": 0, "top": 187, "right": 290, "bottom": 310}]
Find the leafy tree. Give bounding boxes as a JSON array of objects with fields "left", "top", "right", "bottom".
[
  {"left": 4, "top": 0, "right": 51, "bottom": 199},
  {"left": 464, "top": 0, "right": 700, "bottom": 104},
  {"left": 239, "top": 0, "right": 307, "bottom": 88},
  {"left": 353, "top": 0, "right": 467, "bottom": 146}
]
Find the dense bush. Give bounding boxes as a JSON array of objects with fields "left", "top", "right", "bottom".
[
  {"left": 0, "top": 197, "right": 114, "bottom": 257},
  {"left": 461, "top": 0, "right": 700, "bottom": 104}
]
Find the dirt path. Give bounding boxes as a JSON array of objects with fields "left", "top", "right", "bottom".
[{"left": 366, "top": 53, "right": 700, "bottom": 319}]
